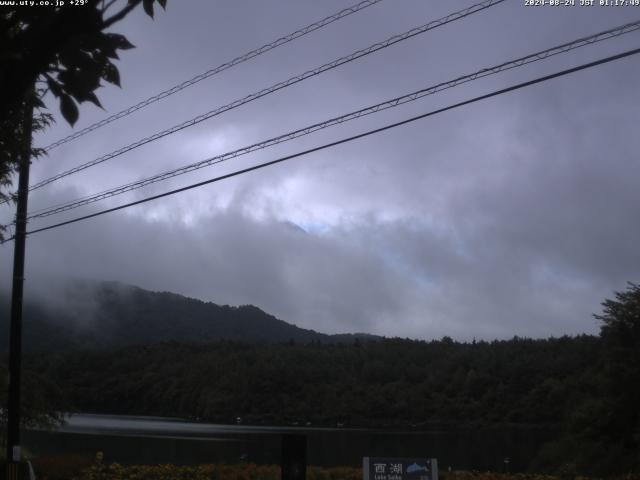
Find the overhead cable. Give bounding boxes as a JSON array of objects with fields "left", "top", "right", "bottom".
[
  {"left": 25, "top": 20, "right": 640, "bottom": 220},
  {"left": 27, "top": 0, "right": 506, "bottom": 193},
  {"left": 5, "top": 46, "right": 637, "bottom": 242},
  {"left": 42, "top": 0, "right": 386, "bottom": 152}
]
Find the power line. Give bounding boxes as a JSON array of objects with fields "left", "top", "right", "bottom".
[
  {"left": 7, "top": 46, "right": 637, "bottom": 242},
  {"left": 26, "top": 0, "right": 505, "bottom": 193},
  {"left": 24, "top": 19, "right": 640, "bottom": 221},
  {"left": 42, "top": 0, "right": 386, "bottom": 152}
]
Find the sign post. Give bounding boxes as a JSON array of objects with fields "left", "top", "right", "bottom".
[{"left": 282, "top": 434, "right": 306, "bottom": 480}]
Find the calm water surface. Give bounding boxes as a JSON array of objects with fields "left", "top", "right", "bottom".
[{"left": 24, "top": 414, "right": 555, "bottom": 471}]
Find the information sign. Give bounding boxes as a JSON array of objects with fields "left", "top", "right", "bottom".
[{"left": 363, "top": 458, "right": 438, "bottom": 480}]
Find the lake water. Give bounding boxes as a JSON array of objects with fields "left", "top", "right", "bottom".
[{"left": 24, "top": 414, "right": 555, "bottom": 471}]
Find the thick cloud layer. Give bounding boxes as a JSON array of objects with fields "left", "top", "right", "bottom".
[{"left": 1, "top": 0, "right": 639, "bottom": 340}]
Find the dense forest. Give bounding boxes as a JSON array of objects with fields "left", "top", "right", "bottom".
[
  {"left": 1, "top": 282, "right": 638, "bottom": 474},
  {"left": 26, "top": 336, "right": 598, "bottom": 428},
  {"left": 21, "top": 332, "right": 638, "bottom": 474}
]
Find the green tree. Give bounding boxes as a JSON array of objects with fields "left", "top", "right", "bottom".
[
  {"left": 549, "top": 283, "right": 640, "bottom": 474},
  {"left": 0, "top": 363, "right": 69, "bottom": 452},
  {"left": 0, "top": 0, "right": 167, "bottom": 215},
  {"left": 594, "top": 282, "right": 640, "bottom": 468}
]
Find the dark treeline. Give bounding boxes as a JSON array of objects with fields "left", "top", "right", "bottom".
[
  {"left": 22, "top": 332, "right": 637, "bottom": 474},
  {"left": 27, "top": 336, "right": 598, "bottom": 427}
]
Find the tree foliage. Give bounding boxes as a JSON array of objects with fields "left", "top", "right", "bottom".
[
  {"left": 26, "top": 336, "right": 599, "bottom": 473},
  {"left": 536, "top": 283, "right": 640, "bottom": 475},
  {"left": 594, "top": 282, "right": 640, "bottom": 468},
  {"left": 0, "top": 0, "right": 167, "bottom": 218},
  {"left": 0, "top": 362, "right": 69, "bottom": 450}
]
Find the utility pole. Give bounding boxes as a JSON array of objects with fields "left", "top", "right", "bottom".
[{"left": 5, "top": 94, "right": 34, "bottom": 478}]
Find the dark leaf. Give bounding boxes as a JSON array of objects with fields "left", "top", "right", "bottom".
[
  {"left": 100, "top": 44, "right": 119, "bottom": 60},
  {"left": 58, "top": 66, "right": 101, "bottom": 103},
  {"left": 58, "top": 45, "right": 94, "bottom": 71},
  {"left": 91, "top": 50, "right": 110, "bottom": 67},
  {"left": 104, "top": 33, "right": 135, "bottom": 50},
  {"left": 60, "top": 94, "right": 79, "bottom": 126},
  {"left": 157, "top": 0, "right": 167, "bottom": 9},
  {"left": 102, "top": 63, "right": 121, "bottom": 87},
  {"left": 78, "top": 66, "right": 103, "bottom": 92},
  {"left": 46, "top": 77, "right": 63, "bottom": 98},
  {"left": 143, "top": 0, "right": 154, "bottom": 18},
  {"left": 94, "top": 32, "right": 120, "bottom": 59},
  {"left": 104, "top": 48, "right": 119, "bottom": 60},
  {"left": 85, "top": 92, "right": 103, "bottom": 109},
  {"left": 33, "top": 97, "right": 46, "bottom": 109},
  {"left": 57, "top": 70, "right": 74, "bottom": 88}
]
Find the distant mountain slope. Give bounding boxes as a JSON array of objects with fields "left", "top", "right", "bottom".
[{"left": 0, "top": 280, "right": 378, "bottom": 352}]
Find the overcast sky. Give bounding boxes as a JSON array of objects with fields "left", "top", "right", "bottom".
[{"left": 1, "top": 0, "right": 639, "bottom": 340}]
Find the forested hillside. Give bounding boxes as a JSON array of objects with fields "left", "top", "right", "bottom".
[{"left": 0, "top": 280, "right": 376, "bottom": 352}]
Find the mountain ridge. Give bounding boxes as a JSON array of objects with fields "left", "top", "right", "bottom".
[{"left": 0, "top": 279, "right": 381, "bottom": 352}]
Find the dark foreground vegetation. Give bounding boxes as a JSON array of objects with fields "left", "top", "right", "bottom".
[{"left": 27, "top": 457, "right": 640, "bottom": 480}]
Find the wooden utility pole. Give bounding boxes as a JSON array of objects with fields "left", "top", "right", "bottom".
[{"left": 5, "top": 95, "right": 34, "bottom": 479}]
